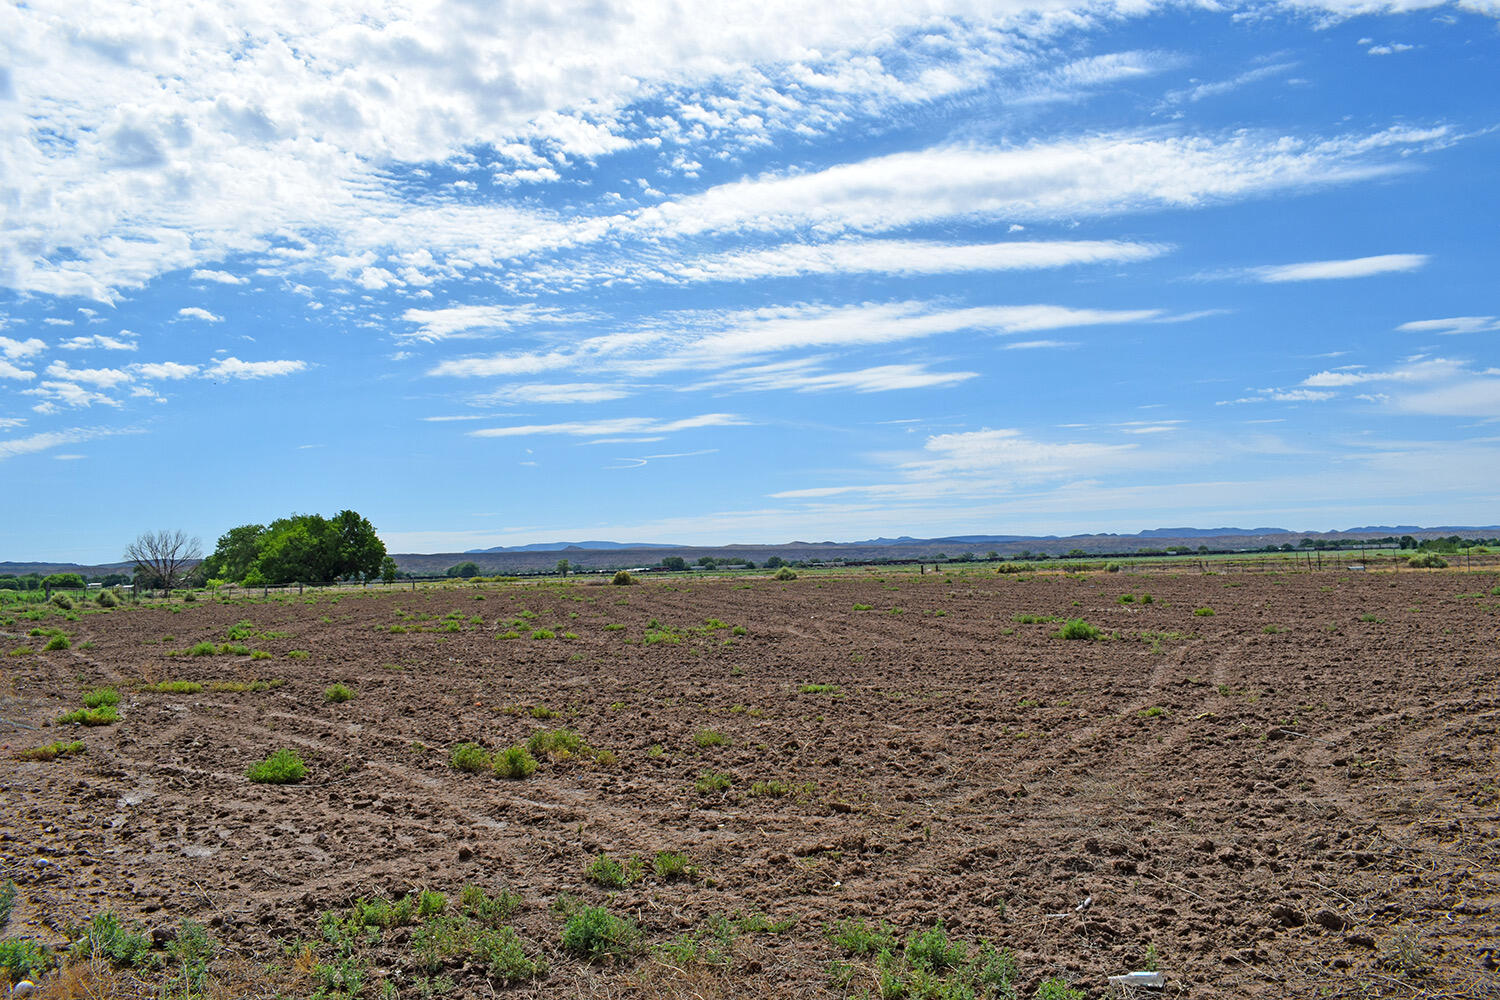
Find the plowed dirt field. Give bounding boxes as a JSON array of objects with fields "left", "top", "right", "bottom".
[{"left": 3, "top": 567, "right": 1497, "bottom": 998}]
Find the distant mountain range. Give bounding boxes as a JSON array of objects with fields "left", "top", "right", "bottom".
[{"left": 8, "top": 524, "right": 1497, "bottom": 578}]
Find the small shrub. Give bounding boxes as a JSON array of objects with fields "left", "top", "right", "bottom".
[
  {"left": 50, "top": 593, "right": 74, "bottom": 610},
  {"left": 324, "top": 683, "right": 356, "bottom": 703},
  {"left": 1193, "top": 607, "right": 1215, "bottom": 617},
  {"left": 13, "top": 739, "right": 87, "bottom": 762},
  {"left": 0, "top": 878, "right": 15, "bottom": 926},
  {"left": 72, "top": 911, "right": 152, "bottom": 967},
  {"left": 450, "top": 742, "right": 493, "bottom": 772},
  {"left": 43, "top": 633, "right": 70, "bottom": 651},
  {"left": 494, "top": 745, "right": 539, "bottom": 779},
  {"left": 96, "top": 590, "right": 120, "bottom": 608},
  {"left": 0, "top": 938, "right": 51, "bottom": 982},
  {"left": 188, "top": 640, "right": 217, "bottom": 656},
  {"left": 773, "top": 567, "right": 797, "bottom": 581},
  {"left": 695, "top": 770, "right": 733, "bottom": 793},
  {"left": 526, "top": 728, "right": 590, "bottom": 761},
  {"left": 1406, "top": 553, "right": 1447, "bottom": 569},
  {"left": 474, "top": 925, "right": 544, "bottom": 984},
  {"left": 245, "top": 748, "right": 307, "bottom": 783},
  {"left": 905, "top": 922, "right": 966, "bottom": 972},
  {"left": 611, "top": 570, "right": 635, "bottom": 585},
  {"left": 561, "top": 906, "right": 638, "bottom": 960},
  {"left": 1056, "top": 618, "right": 1101, "bottom": 641},
  {"left": 1105, "top": 562, "right": 1122, "bottom": 572}
]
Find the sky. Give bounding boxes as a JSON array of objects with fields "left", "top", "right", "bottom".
[{"left": 2, "top": 0, "right": 1498, "bottom": 562}]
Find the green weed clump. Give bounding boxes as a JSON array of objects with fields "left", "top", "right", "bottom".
[
  {"left": 693, "top": 728, "right": 729, "bottom": 747},
  {"left": 1056, "top": 618, "right": 1101, "bottom": 640},
  {"left": 449, "top": 742, "right": 493, "bottom": 772},
  {"left": 652, "top": 851, "right": 697, "bottom": 880},
  {"left": 461, "top": 885, "right": 522, "bottom": 926},
  {"left": 42, "top": 633, "right": 70, "bottom": 651},
  {"left": 585, "top": 853, "right": 642, "bottom": 889},
  {"left": 0, "top": 938, "right": 51, "bottom": 982},
  {"left": 1193, "top": 607, "right": 1215, "bottom": 617},
  {"left": 58, "top": 704, "right": 118, "bottom": 726},
  {"left": 827, "top": 919, "right": 1019, "bottom": 999},
  {"left": 245, "top": 748, "right": 307, "bottom": 783},
  {"left": 695, "top": 770, "right": 733, "bottom": 794},
  {"left": 83, "top": 687, "right": 120, "bottom": 708},
  {"left": 151, "top": 680, "right": 203, "bottom": 693},
  {"left": 324, "top": 683, "right": 356, "bottom": 703},
  {"left": 773, "top": 567, "right": 798, "bottom": 581},
  {"left": 71, "top": 911, "right": 153, "bottom": 967},
  {"left": 493, "top": 745, "right": 539, "bottom": 779},
  {"left": 14, "top": 739, "right": 87, "bottom": 761},
  {"left": 611, "top": 570, "right": 635, "bottom": 585},
  {"left": 561, "top": 906, "right": 639, "bottom": 960}
]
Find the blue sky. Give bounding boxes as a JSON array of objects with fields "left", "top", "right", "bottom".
[{"left": 2, "top": 0, "right": 1498, "bottom": 562}]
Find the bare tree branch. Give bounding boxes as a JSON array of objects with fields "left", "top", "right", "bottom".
[{"left": 125, "top": 529, "right": 202, "bottom": 591}]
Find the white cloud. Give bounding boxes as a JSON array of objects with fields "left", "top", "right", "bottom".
[
  {"left": 177, "top": 307, "right": 224, "bottom": 323},
  {"left": 1389, "top": 379, "right": 1500, "bottom": 418},
  {"left": 1396, "top": 316, "right": 1500, "bottom": 335},
  {"left": 1366, "top": 42, "right": 1415, "bottom": 55},
  {"left": 0, "top": 360, "right": 36, "bottom": 381},
  {"left": 133, "top": 361, "right": 200, "bottom": 380},
  {"left": 22, "top": 380, "right": 121, "bottom": 409},
  {"left": 58, "top": 334, "right": 138, "bottom": 351},
  {"left": 203, "top": 358, "right": 307, "bottom": 379},
  {"left": 1163, "top": 62, "right": 1296, "bottom": 104},
  {"left": 632, "top": 128, "right": 1450, "bottom": 239},
  {"left": 1301, "top": 357, "right": 1466, "bottom": 386},
  {"left": 44, "top": 361, "right": 133, "bottom": 388},
  {"left": 469, "top": 413, "right": 746, "bottom": 439},
  {"left": 1249, "top": 253, "right": 1428, "bottom": 283},
  {"left": 1004, "top": 339, "right": 1075, "bottom": 350},
  {"left": 474, "top": 383, "right": 634, "bottom": 405},
  {"left": 584, "top": 238, "right": 1170, "bottom": 286},
  {"left": 400, "top": 305, "right": 590, "bottom": 342},
  {"left": 190, "top": 269, "right": 248, "bottom": 284},
  {"left": 695, "top": 360, "right": 977, "bottom": 394},
  {"left": 0, "top": 337, "right": 46, "bottom": 360},
  {"left": 0, "top": 426, "right": 131, "bottom": 461},
  {"left": 427, "top": 352, "right": 574, "bottom": 378}
]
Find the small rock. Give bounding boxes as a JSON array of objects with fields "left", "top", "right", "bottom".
[
  {"left": 1311, "top": 908, "right": 1347, "bottom": 931},
  {"left": 1270, "top": 904, "right": 1305, "bottom": 928},
  {"left": 12, "top": 981, "right": 37, "bottom": 998},
  {"left": 457, "top": 846, "right": 473, "bottom": 861}
]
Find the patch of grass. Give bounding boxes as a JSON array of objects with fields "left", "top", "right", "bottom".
[
  {"left": 58, "top": 704, "right": 118, "bottom": 726},
  {"left": 493, "top": 745, "right": 539, "bottom": 779},
  {"left": 14, "top": 739, "right": 86, "bottom": 762},
  {"left": 1360, "top": 613, "right": 1386, "bottom": 623},
  {"left": 530, "top": 704, "right": 557, "bottom": 719},
  {"left": 1262, "top": 625, "right": 1285, "bottom": 634},
  {"left": 693, "top": 728, "right": 729, "bottom": 747},
  {"left": 1193, "top": 607, "right": 1216, "bottom": 617},
  {"left": 0, "top": 878, "right": 16, "bottom": 926},
  {"left": 42, "top": 633, "right": 70, "bottom": 651},
  {"left": 1035, "top": 978, "right": 1086, "bottom": 1000},
  {"left": 461, "top": 885, "right": 523, "bottom": 926},
  {"left": 149, "top": 679, "right": 203, "bottom": 693},
  {"left": 1055, "top": 618, "right": 1102, "bottom": 640},
  {"left": 450, "top": 742, "right": 493, "bottom": 772},
  {"left": 852, "top": 603, "right": 873, "bottom": 611},
  {"left": 695, "top": 770, "right": 733, "bottom": 794},
  {"left": 245, "top": 748, "right": 307, "bottom": 783},
  {"left": 652, "top": 851, "right": 697, "bottom": 880},
  {"left": 324, "top": 683, "right": 356, "bottom": 703},
  {"left": 474, "top": 925, "right": 545, "bottom": 984},
  {"left": 561, "top": 906, "right": 639, "bottom": 960},
  {"left": 586, "top": 853, "right": 643, "bottom": 889},
  {"left": 250, "top": 649, "right": 273, "bottom": 661},
  {"left": 7, "top": 646, "right": 35, "bottom": 656},
  {"left": 186, "top": 640, "right": 218, "bottom": 656},
  {"left": 1012, "top": 613, "right": 1062, "bottom": 624},
  {"left": 530, "top": 628, "right": 556, "bottom": 640},
  {"left": 287, "top": 649, "right": 310, "bottom": 660},
  {"left": 1380, "top": 930, "right": 1432, "bottom": 978},
  {"left": 207, "top": 678, "right": 279, "bottom": 692},
  {"left": 827, "top": 917, "right": 898, "bottom": 955},
  {"left": 1139, "top": 706, "right": 1168, "bottom": 718},
  {"left": 83, "top": 687, "right": 120, "bottom": 708},
  {"left": 773, "top": 567, "right": 797, "bottom": 581}
]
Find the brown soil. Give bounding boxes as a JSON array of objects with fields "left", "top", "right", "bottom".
[{"left": 3, "top": 568, "right": 1497, "bottom": 998}]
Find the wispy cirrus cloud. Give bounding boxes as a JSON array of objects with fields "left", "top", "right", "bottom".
[
  {"left": 469, "top": 413, "right": 747, "bottom": 439},
  {"left": 1248, "top": 253, "right": 1428, "bottom": 282},
  {"left": 0, "top": 426, "right": 137, "bottom": 462},
  {"left": 1396, "top": 316, "right": 1500, "bottom": 335}
]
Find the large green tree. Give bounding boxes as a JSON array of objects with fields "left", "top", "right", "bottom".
[{"left": 203, "top": 510, "right": 386, "bottom": 585}]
